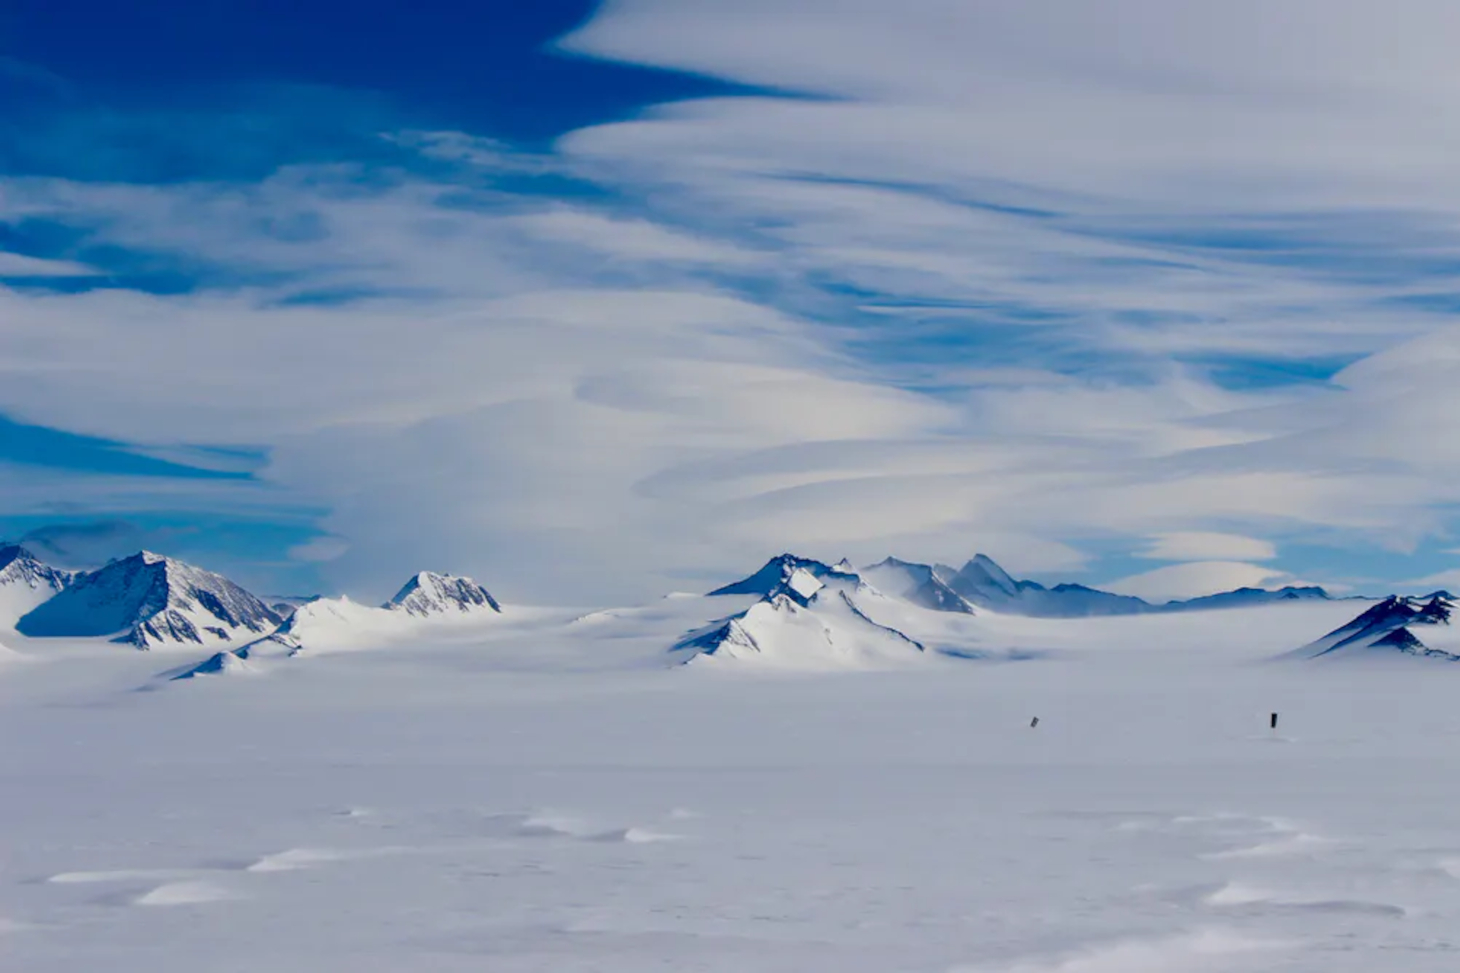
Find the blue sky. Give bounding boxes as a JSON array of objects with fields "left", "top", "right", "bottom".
[{"left": 6, "top": 0, "right": 1460, "bottom": 603}]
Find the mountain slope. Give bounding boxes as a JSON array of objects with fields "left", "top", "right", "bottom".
[
  {"left": 1292, "top": 593, "right": 1457, "bottom": 660},
  {"left": 947, "top": 554, "right": 1152, "bottom": 616},
  {"left": 1166, "top": 586, "right": 1331, "bottom": 611},
  {"left": 0, "top": 544, "right": 73, "bottom": 627},
  {"left": 252, "top": 571, "right": 505, "bottom": 657},
  {"left": 678, "top": 565, "right": 927, "bottom": 668},
  {"left": 880, "top": 553, "right": 1329, "bottom": 618},
  {"left": 860, "top": 558, "right": 976, "bottom": 614},
  {"left": 707, "top": 554, "right": 859, "bottom": 597},
  {"left": 16, "top": 551, "right": 282, "bottom": 649},
  {"left": 384, "top": 572, "right": 500, "bottom": 617}
]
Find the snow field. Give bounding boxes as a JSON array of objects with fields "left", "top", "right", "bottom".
[{"left": 5, "top": 598, "right": 1460, "bottom": 970}]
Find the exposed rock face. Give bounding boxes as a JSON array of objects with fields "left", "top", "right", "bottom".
[
  {"left": 16, "top": 551, "right": 282, "bottom": 649},
  {"left": 383, "top": 572, "right": 501, "bottom": 617},
  {"left": 1297, "top": 593, "right": 1457, "bottom": 660},
  {"left": 0, "top": 543, "right": 73, "bottom": 625}
]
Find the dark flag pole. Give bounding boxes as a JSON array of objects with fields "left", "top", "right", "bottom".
[{"left": 1270, "top": 712, "right": 1278, "bottom": 731}]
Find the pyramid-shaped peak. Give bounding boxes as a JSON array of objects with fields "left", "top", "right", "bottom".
[
  {"left": 963, "top": 554, "right": 1019, "bottom": 594},
  {"left": 0, "top": 543, "right": 73, "bottom": 624},
  {"left": 384, "top": 571, "right": 501, "bottom": 617},
  {"left": 1415, "top": 594, "right": 1453, "bottom": 625},
  {"left": 0, "top": 543, "right": 61, "bottom": 576},
  {"left": 0, "top": 541, "right": 39, "bottom": 564},
  {"left": 707, "top": 554, "right": 855, "bottom": 597},
  {"left": 16, "top": 551, "right": 280, "bottom": 648}
]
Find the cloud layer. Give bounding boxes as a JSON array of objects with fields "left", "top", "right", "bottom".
[{"left": 6, "top": 2, "right": 1460, "bottom": 601}]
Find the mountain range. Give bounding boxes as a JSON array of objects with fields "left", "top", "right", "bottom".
[
  {"left": 721, "top": 552, "right": 1331, "bottom": 619},
  {"left": 678, "top": 564, "right": 926, "bottom": 666},
  {"left": 1, "top": 545, "right": 501, "bottom": 651},
  {"left": 1291, "top": 592, "right": 1458, "bottom": 660},
  {"left": 1, "top": 543, "right": 1437, "bottom": 669}
]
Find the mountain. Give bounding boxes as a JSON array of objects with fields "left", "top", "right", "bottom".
[
  {"left": 0, "top": 543, "right": 73, "bottom": 627},
  {"left": 874, "top": 553, "right": 1330, "bottom": 618},
  {"left": 384, "top": 572, "right": 500, "bottom": 617},
  {"left": 860, "top": 557, "right": 976, "bottom": 614},
  {"left": 254, "top": 572, "right": 502, "bottom": 657},
  {"left": 1165, "top": 585, "right": 1331, "bottom": 611},
  {"left": 247, "top": 596, "right": 385, "bottom": 656},
  {"left": 169, "top": 649, "right": 256, "bottom": 680},
  {"left": 922, "top": 554, "right": 1153, "bottom": 617},
  {"left": 16, "top": 551, "right": 283, "bottom": 649},
  {"left": 1292, "top": 592, "right": 1457, "bottom": 660},
  {"left": 678, "top": 564, "right": 926, "bottom": 667},
  {"left": 707, "top": 554, "right": 860, "bottom": 597}
]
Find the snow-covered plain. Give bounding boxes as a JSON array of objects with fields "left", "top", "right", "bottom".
[{"left": 5, "top": 593, "right": 1460, "bottom": 971}]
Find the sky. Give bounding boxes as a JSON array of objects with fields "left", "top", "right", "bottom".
[{"left": 6, "top": 0, "right": 1460, "bottom": 604}]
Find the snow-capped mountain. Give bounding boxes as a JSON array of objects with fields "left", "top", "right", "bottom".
[
  {"left": 1166, "top": 585, "right": 1331, "bottom": 611},
  {"left": 866, "top": 553, "right": 1329, "bottom": 618},
  {"left": 243, "top": 572, "right": 503, "bottom": 658},
  {"left": 169, "top": 649, "right": 256, "bottom": 680},
  {"left": 384, "top": 572, "right": 500, "bottom": 617},
  {"left": 0, "top": 543, "right": 73, "bottom": 627},
  {"left": 707, "top": 554, "right": 861, "bottom": 597},
  {"left": 941, "top": 554, "right": 1153, "bottom": 616},
  {"left": 1292, "top": 592, "right": 1457, "bottom": 660},
  {"left": 245, "top": 596, "right": 389, "bottom": 656},
  {"left": 680, "top": 562, "right": 926, "bottom": 667},
  {"left": 860, "top": 557, "right": 976, "bottom": 614},
  {"left": 16, "top": 551, "right": 283, "bottom": 649}
]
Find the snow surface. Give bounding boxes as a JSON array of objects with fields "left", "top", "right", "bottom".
[{"left": 8, "top": 589, "right": 1460, "bottom": 971}]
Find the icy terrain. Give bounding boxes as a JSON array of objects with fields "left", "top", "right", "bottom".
[{"left": 3, "top": 561, "right": 1460, "bottom": 971}]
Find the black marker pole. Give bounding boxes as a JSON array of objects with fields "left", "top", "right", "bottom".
[{"left": 1270, "top": 712, "right": 1278, "bottom": 731}]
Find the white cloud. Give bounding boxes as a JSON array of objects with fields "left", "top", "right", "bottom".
[
  {"left": 1398, "top": 569, "right": 1460, "bottom": 595},
  {"left": 0, "top": 251, "right": 94, "bottom": 276},
  {"left": 563, "top": 0, "right": 1460, "bottom": 209},
  {"left": 1105, "top": 561, "right": 1296, "bottom": 603},
  {"left": 1140, "top": 532, "right": 1278, "bottom": 562},
  {"left": 507, "top": 208, "right": 763, "bottom": 265},
  {"left": 12, "top": 3, "right": 1460, "bottom": 599},
  {"left": 287, "top": 536, "right": 350, "bottom": 563}
]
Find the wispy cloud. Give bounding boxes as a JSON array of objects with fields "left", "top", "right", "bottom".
[{"left": 6, "top": 2, "right": 1460, "bottom": 599}]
